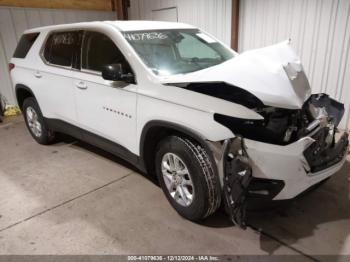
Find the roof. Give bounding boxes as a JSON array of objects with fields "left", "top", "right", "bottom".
[
  {"left": 24, "top": 20, "right": 196, "bottom": 33},
  {"left": 109, "top": 20, "right": 196, "bottom": 31}
]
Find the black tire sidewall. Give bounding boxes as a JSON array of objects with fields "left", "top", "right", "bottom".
[
  {"left": 155, "top": 136, "right": 212, "bottom": 221},
  {"left": 22, "top": 97, "right": 54, "bottom": 145}
]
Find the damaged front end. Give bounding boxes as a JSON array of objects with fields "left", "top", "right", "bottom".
[
  {"left": 222, "top": 137, "right": 252, "bottom": 229},
  {"left": 159, "top": 40, "right": 349, "bottom": 227},
  {"left": 302, "top": 94, "right": 349, "bottom": 172},
  {"left": 211, "top": 94, "right": 349, "bottom": 228}
]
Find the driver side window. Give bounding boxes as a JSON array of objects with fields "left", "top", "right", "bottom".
[{"left": 81, "top": 31, "right": 132, "bottom": 74}]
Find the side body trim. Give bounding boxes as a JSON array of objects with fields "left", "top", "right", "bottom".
[{"left": 45, "top": 118, "right": 145, "bottom": 172}]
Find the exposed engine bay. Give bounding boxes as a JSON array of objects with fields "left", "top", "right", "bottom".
[
  {"left": 196, "top": 86, "right": 349, "bottom": 228},
  {"left": 214, "top": 92, "right": 348, "bottom": 171},
  {"left": 177, "top": 83, "right": 348, "bottom": 228},
  {"left": 175, "top": 81, "right": 346, "bottom": 147},
  {"left": 173, "top": 81, "right": 336, "bottom": 144},
  {"left": 214, "top": 92, "right": 342, "bottom": 141}
]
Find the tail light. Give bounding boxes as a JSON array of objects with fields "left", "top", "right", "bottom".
[{"left": 8, "top": 63, "right": 15, "bottom": 72}]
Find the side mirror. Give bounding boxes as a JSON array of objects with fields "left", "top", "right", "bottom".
[{"left": 102, "top": 63, "right": 135, "bottom": 83}]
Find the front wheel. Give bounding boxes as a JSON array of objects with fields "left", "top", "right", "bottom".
[
  {"left": 155, "top": 136, "right": 221, "bottom": 221},
  {"left": 22, "top": 97, "right": 55, "bottom": 145}
]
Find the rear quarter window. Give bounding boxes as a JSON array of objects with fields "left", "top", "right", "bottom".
[{"left": 13, "top": 33, "right": 40, "bottom": 58}]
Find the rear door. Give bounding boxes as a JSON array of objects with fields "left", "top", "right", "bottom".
[
  {"left": 37, "top": 30, "right": 82, "bottom": 125},
  {"left": 72, "top": 30, "right": 137, "bottom": 152}
]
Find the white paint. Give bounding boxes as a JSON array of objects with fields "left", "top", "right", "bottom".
[
  {"left": 72, "top": 70, "right": 138, "bottom": 151},
  {"left": 128, "top": 0, "right": 232, "bottom": 46},
  {"left": 161, "top": 41, "right": 311, "bottom": 110},
  {"left": 239, "top": 0, "right": 350, "bottom": 129},
  {"left": 0, "top": 6, "right": 116, "bottom": 105},
  {"left": 245, "top": 137, "right": 347, "bottom": 200},
  {"left": 107, "top": 20, "right": 195, "bottom": 31}
]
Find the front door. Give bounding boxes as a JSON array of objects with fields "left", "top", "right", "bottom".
[{"left": 72, "top": 31, "right": 137, "bottom": 154}]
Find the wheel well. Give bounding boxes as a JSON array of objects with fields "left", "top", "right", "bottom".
[
  {"left": 15, "top": 85, "right": 34, "bottom": 110},
  {"left": 141, "top": 123, "right": 207, "bottom": 177}
]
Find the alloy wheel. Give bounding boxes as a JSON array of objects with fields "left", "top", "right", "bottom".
[
  {"left": 161, "top": 152, "right": 194, "bottom": 206},
  {"left": 26, "top": 106, "right": 42, "bottom": 138}
]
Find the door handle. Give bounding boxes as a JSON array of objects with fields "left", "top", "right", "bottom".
[
  {"left": 34, "top": 71, "right": 42, "bottom": 78},
  {"left": 75, "top": 81, "right": 87, "bottom": 90}
]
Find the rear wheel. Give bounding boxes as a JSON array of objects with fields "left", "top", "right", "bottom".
[
  {"left": 22, "top": 97, "right": 55, "bottom": 145},
  {"left": 155, "top": 136, "right": 221, "bottom": 221}
]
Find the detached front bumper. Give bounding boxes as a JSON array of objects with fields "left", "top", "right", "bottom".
[
  {"left": 244, "top": 131, "right": 348, "bottom": 200},
  {"left": 210, "top": 131, "right": 348, "bottom": 227}
]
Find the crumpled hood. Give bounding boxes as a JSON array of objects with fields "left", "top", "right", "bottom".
[{"left": 160, "top": 41, "right": 311, "bottom": 109}]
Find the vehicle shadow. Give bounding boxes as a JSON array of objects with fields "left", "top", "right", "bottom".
[
  {"left": 47, "top": 134, "right": 350, "bottom": 254},
  {"left": 248, "top": 159, "right": 350, "bottom": 254},
  {"left": 56, "top": 133, "right": 158, "bottom": 185},
  {"left": 58, "top": 133, "right": 235, "bottom": 227},
  {"left": 199, "top": 157, "right": 350, "bottom": 254},
  {"left": 3, "top": 119, "right": 349, "bottom": 254}
]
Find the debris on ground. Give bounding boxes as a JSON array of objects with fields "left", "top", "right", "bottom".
[{"left": 4, "top": 105, "right": 21, "bottom": 117}]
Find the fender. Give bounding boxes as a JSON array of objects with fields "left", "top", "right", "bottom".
[
  {"left": 15, "top": 84, "right": 36, "bottom": 108},
  {"left": 139, "top": 120, "right": 221, "bottom": 188},
  {"left": 140, "top": 120, "right": 208, "bottom": 151}
]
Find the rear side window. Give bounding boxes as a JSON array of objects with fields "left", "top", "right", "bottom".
[
  {"left": 43, "top": 31, "right": 81, "bottom": 67},
  {"left": 13, "top": 33, "right": 40, "bottom": 58}
]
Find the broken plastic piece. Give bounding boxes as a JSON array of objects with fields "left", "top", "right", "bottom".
[{"left": 223, "top": 137, "right": 252, "bottom": 229}]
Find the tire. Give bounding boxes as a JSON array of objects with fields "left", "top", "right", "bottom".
[
  {"left": 155, "top": 135, "right": 221, "bottom": 221},
  {"left": 22, "top": 97, "right": 55, "bottom": 145}
]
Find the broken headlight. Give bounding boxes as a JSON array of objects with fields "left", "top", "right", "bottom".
[{"left": 214, "top": 110, "right": 299, "bottom": 145}]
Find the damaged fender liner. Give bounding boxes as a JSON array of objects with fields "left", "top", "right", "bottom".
[
  {"left": 222, "top": 138, "right": 285, "bottom": 228},
  {"left": 222, "top": 137, "right": 252, "bottom": 228}
]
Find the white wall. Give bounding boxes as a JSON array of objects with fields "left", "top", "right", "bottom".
[
  {"left": 239, "top": 0, "right": 350, "bottom": 130},
  {"left": 152, "top": 7, "right": 178, "bottom": 22},
  {"left": 0, "top": 6, "right": 116, "bottom": 105},
  {"left": 128, "top": 0, "right": 232, "bottom": 46}
]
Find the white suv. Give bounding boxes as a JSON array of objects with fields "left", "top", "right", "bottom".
[{"left": 10, "top": 21, "right": 349, "bottom": 227}]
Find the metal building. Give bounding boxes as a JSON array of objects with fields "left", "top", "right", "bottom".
[{"left": 128, "top": 0, "right": 233, "bottom": 46}]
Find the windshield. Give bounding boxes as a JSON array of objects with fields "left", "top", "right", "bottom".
[{"left": 123, "top": 29, "right": 235, "bottom": 76}]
